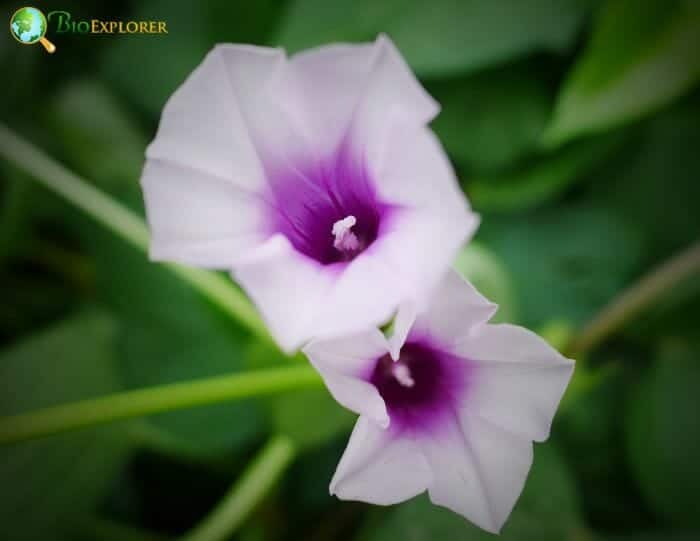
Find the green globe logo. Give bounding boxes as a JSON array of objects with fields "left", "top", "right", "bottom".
[{"left": 10, "top": 6, "right": 56, "bottom": 53}]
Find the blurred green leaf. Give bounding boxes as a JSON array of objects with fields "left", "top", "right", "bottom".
[
  {"left": 626, "top": 339, "right": 700, "bottom": 527},
  {"left": 591, "top": 105, "right": 699, "bottom": 270},
  {"left": 0, "top": 34, "right": 39, "bottom": 119},
  {"left": 538, "top": 320, "right": 575, "bottom": 354},
  {"left": 0, "top": 174, "right": 32, "bottom": 261},
  {"left": 94, "top": 232, "right": 267, "bottom": 459},
  {"left": 431, "top": 67, "right": 550, "bottom": 171},
  {"left": 276, "top": 0, "right": 593, "bottom": 78},
  {"left": 41, "top": 74, "right": 267, "bottom": 459},
  {"left": 357, "top": 443, "right": 584, "bottom": 540},
  {"left": 468, "top": 132, "right": 625, "bottom": 213},
  {"left": 0, "top": 312, "right": 133, "bottom": 540},
  {"left": 479, "top": 205, "right": 644, "bottom": 327},
  {"left": 47, "top": 80, "right": 147, "bottom": 190},
  {"left": 558, "top": 364, "right": 652, "bottom": 529},
  {"left": 452, "top": 241, "right": 517, "bottom": 323},
  {"left": 245, "top": 341, "right": 352, "bottom": 451},
  {"left": 543, "top": 0, "right": 700, "bottom": 146},
  {"left": 101, "top": 0, "right": 281, "bottom": 116},
  {"left": 626, "top": 277, "right": 700, "bottom": 343},
  {"left": 594, "top": 99, "right": 700, "bottom": 263},
  {"left": 605, "top": 533, "right": 700, "bottom": 541},
  {"left": 270, "top": 388, "right": 354, "bottom": 452}
]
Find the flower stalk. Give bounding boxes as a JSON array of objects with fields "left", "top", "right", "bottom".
[
  {"left": 566, "top": 239, "right": 700, "bottom": 357},
  {"left": 182, "top": 435, "right": 296, "bottom": 541},
  {"left": 0, "top": 365, "right": 322, "bottom": 445}
]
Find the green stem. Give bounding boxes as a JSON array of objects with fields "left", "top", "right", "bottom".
[
  {"left": 566, "top": 239, "right": 700, "bottom": 357},
  {"left": 0, "top": 365, "right": 322, "bottom": 445},
  {"left": 181, "top": 435, "right": 295, "bottom": 541},
  {"left": 0, "top": 123, "right": 270, "bottom": 342}
]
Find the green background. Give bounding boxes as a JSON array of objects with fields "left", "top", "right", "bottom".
[{"left": 1, "top": 0, "right": 699, "bottom": 539}]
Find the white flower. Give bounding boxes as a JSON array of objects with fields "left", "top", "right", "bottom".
[
  {"left": 141, "top": 35, "right": 477, "bottom": 352},
  {"left": 303, "top": 271, "right": 574, "bottom": 533}
]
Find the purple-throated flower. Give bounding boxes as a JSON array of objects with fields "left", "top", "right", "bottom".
[
  {"left": 303, "top": 271, "right": 574, "bottom": 533},
  {"left": 141, "top": 36, "right": 477, "bottom": 351}
]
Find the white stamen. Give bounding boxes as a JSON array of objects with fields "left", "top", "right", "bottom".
[
  {"left": 392, "top": 362, "right": 415, "bottom": 388},
  {"left": 332, "top": 215, "right": 360, "bottom": 252}
]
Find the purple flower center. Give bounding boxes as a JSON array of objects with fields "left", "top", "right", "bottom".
[
  {"left": 265, "top": 142, "right": 390, "bottom": 265},
  {"left": 369, "top": 340, "right": 469, "bottom": 435}
]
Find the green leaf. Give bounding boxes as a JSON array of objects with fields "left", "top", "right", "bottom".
[
  {"left": 594, "top": 99, "right": 700, "bottom": 263},
  {"left": 605, "top": 533, "right": 700, "bottom": 541},
  {"left": 0, "top": 312, "right": 133, "bottom": 540},
  {"left": 40, "top": 79, "right": 268, "bottom": 458},
  {"left": 96, "top": 232, "right": 267, "bottom": 459},
  {"left": 479, "top": 205, "right": 644, "bottom": 328},
  {"left": 245, "top": 342, "right": 352, "bottom": 451},
  {"left": 101, "top": 0, "right": 281, "bottom": 116},
  {"left": 452, "top": 241, "right": 518, "bottom": 323},
  {"left": 0, "top": 33, "right": 39, "bottom": 120},
  {"left": 430, "top": 66, "right": 550, "bottom": 171},
  {"left": 269, "top": 388, "right": 355, "bottom": 452},
  {"left": 558, "top": 364, "right": 649, "bottom": 528},
  {"left": 276, "top": 0, "right": 593, "bottom": 78},
  {"left": 356, "top": 443, "right": 584, "bottom": 540},
  {"left": 543, "top": 0, "right": 700, "bottom": 146},
  {"left": 626, "top": 339, "right": 700, "bottom": 527},
  {"left": 468, "top": 132, "right": 626, "bottom": 213},
  {"left": 47, "top": 80, "right": 147, "bottom": 190}
]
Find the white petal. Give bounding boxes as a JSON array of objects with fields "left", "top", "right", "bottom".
[
  {"left": 142, "top": 159, "right": 266, "bottom": 268},
  {"left": 411, "top": 270, "right": 497, "bottom": 348},
  {"left": 331, "top": 416, "right": 432, "bottom": 505},
  {"left": 457, "top": 324, "right": 574, "bottom": 442},
  {"left": 308, "top": 250, "right": 407, "bottom": 343},
  {"left": 145, "top": 45, "right": 276, "bottom": 190},
  {"left": 387, "top": 301, "right": 417, "bottom": 361},
  {"left": 234, "top": 226, "right": 437, "bottom": 353},
  {"left": 303, "top": 330, "right": 390, "bottom": 426},
  {"left": 232, "top": 235, "right": 335, "bottom": 353},
  {"left": 367, "top": 124, "right": 481, "bottom": 320},
  {"left": 302, "top": 202, "right": 478, "bottom": 348},
  {"left": 215, "top": 45, "right": 314, "bottom": 172},
  {"left": 289, "top": 35, "right": 438, "bottom": 158},
  {"left": 423, "top": 416, "right": 533, "bottom": 534},
  {"left": 372, "top": 122, "right": 463, "bottom": 211}
]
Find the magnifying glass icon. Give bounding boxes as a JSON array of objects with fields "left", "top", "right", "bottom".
[{"left": 10, "top": 7, "right": 56, "bottom": 54}]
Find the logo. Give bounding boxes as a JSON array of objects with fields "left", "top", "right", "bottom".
[
  {"left": 9, "top": 7, "right": 168, "bottom": 53},
  {"left": 10, "top": 6, "right": 56, "bottom": 53},
  {"left": 48, "top": 11, "right": 168, "bottom": 35}
]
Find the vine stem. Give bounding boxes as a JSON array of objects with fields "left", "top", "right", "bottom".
[
  {"left": 566, "top": 239, "right": 700, "bottom": 357},
  {"left": 0, "top": 365, "right": 322, "bottom": 445},
  {"left": 181, "top": 435, "right": 296, "bottom": 541},
  {"left": 0, "top": 123, "right": 271, "bottom": 343}
]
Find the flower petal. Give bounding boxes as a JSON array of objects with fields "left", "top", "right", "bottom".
[
  {"left": 215, "top": 44, "right": 314, "bottom": 174},
  {"left": 145, "top": 45, "right": 277, "bottom": 190},
  {"left": 304, "top": 330, "right": 390, "bottom": 426},
  {"left": 331, "top": 416, "right": 432, "bottom": 505},
  {"left": 457, "top": 324, "right": 574, "bottom": 442},
  {"left": 387, "top": 300, "right": 417, "bottom": 361},
  {"left": 288, "top": 35, "right": 438, "bottom": 158},
  {"left": 368, "top": 124, "right": 481, "bottom": 321},
  {"left": 232, "top": 235, "right": 335, "bottom": 352},
  {"left": 308, "top": 250, "right": 406, "bottom": 342},
  {"left": 142, "top": 159, "right": 266, "bottom": 268},
  {"left": 423, "top": 415, "right": 533, "bottom": 534},
  {"left": 372, "top": 122, "right": 463, "bottom": 210},
  {"left": 411, "top": 270, "right": 497, "bottom": 347}
]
